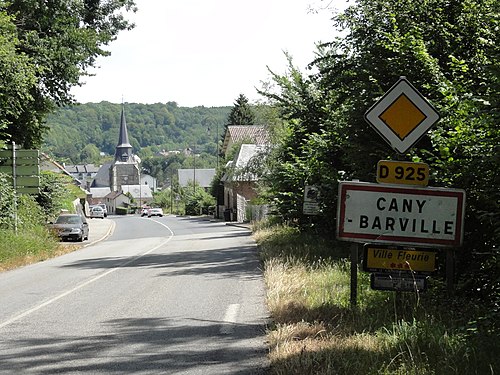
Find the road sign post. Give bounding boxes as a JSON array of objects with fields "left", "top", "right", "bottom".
[{"left": 0, "top": 145, "right": 40, "bottom": 195}]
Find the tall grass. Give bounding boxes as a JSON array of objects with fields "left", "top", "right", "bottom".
[
  {"left": 255, "top": 223, "right": 499, "bottom": 375},
  {"left": 0, "top": 194, "right": 66, "bottom": 271},
  {"left": 0, "top": 226, "right": 61, "bottom": 271}
]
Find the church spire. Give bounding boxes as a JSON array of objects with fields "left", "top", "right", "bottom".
[{"left": 114, "top": 104, "right": 133, "bottom": 162}]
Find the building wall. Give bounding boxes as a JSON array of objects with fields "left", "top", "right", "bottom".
[
  {"left": 223, "top": 181, "right": 258, "bottom": 220},
  {"left": 106, "top": 195, "right": 130, "bottom": 214},
  {"left": 141, "top": 174, "right": 157, "bottom": 192},
  {"left": 110, "top": 163, "right": 139, "bottom": 191}
]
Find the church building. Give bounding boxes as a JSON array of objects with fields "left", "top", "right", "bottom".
[
  {"left": 109, "top": 106, "right": 140, "bottom": 191},
  {"left": 90, "top": 105, "right": 153, "bottom": 211}
]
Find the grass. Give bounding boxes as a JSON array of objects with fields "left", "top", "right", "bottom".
[
  {"left": 0, "top": 226, "right": 74, "bottom": 272},
  {"left": 254, "top": 223, "right": 499, "bottom": 375}
]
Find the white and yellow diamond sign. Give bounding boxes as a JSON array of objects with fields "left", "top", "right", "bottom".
[{"left": 364, "top": 77, "right": 440, "bottom": 154}]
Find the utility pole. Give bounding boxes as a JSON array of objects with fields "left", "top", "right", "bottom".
[{"left": 193, "top": 149, "right": 196, "bottom": 194}]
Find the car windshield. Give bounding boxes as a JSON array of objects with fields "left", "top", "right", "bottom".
[{"left": 55, "top": 215, "right": 81, "bottom": 224}]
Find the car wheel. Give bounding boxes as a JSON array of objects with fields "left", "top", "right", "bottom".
[{"left": 78, "top": 235, "right": 83, "bottom": 242}]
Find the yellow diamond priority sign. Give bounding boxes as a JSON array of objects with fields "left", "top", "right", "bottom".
[{"left": 365, "top": 77, "right": 440, "bottom": 153}]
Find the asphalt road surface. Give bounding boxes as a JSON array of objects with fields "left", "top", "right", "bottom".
[{"left": 0, "top": 215, "right": 269, "bottom": 374}]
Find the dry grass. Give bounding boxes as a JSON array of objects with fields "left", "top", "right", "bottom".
[
  {"left": 0, "top": 243, "right": 79, "bottom": 272},
  {"left": 0, "top": 227, "right": 79, "bottom": 272},
  {"left": 255, "top": 223, "right": 499, "bottom": 375}
]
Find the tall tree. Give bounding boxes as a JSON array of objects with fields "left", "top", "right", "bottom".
[
  {"left": 226, "top": 94, "right": 256, "bottom": 125},
  {"left": 259, "top": 0, "right": 498, "bottom": 303},
  {"left": 0, "top": 0, "right": 136, "bottom": 148},
  {"left": 0, "top": 8, "right": 37, "bottom": 149}
]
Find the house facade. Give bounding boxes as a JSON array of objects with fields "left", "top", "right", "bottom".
[{"left": 219, "top": 125, "right": 270, "bottom": 221}]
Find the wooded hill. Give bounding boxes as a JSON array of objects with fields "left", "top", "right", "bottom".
[{"left": 43, "top": 102, "right": 231, "bottom": 164}]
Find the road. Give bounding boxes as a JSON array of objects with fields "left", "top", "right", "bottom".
[{"left": 0, "top": 215, "right": 269, "bottom": 374}]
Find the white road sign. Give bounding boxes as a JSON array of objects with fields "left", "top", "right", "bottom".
[
  {"left": 303, "top": 185, "right": 320, "bottom": 215},
  {"left": 336, "top": 181, "right": 465, "bottom": 247},
  {"left": 364, "top": 77, "right": 440, "bottom": 154}
]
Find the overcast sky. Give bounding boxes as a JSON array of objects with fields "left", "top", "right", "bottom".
[{"left": 71, "top": 0, "right": 349, "bottom": 107}]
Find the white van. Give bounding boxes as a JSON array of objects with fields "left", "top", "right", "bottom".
[{"left": 96, "top": 203, "right": 108, "bottom": 217}]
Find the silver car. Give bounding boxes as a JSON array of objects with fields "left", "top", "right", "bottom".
[
  {"left": 96, "top": 203, "right": 108, "bottom": 217},
  {"left": 50, "top": 214, "right": 89, "bottom": 242}
]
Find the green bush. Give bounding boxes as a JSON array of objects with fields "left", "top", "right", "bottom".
[
  {"left": 183, "top": 186, "right": 215, "bottom": 216},
  {"left": 116, "top": 206, "right": 128, "bottom": 215},
  {"left": 0, "top": 173, "right": 15, "bottom": 229}
]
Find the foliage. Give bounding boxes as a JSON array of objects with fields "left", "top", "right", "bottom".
[
  {"left": 226, "top": 94, "right": 256, "bottom": 126},
  {"left": 0, "top": 172, "right": 15, "bottom": 229},
  {"left": 181, "top": 184, "right": 215, "bottom": 216},
  {"left": 16, "top": 194, "right": 46, "bottom": 230},
  {"left": 258, "top": 0, "right": 499, "bottom": 307},
  {"left": 36, "top": 171, "right": 78, "bottom": 220},
  {"left": 0, "top": 225, "right": 59, "bottom": 271},
  {"left": 256, "top": 223, "right": 499, "bottom": 375},
  {"left": 0, "top": 0, "right": 136, "bottom": 148},
  {"left": 0, "top": 179, "right": 60, "bottom": 271},
  {"left": 0, "top": 8, "right": 37, "bottom": 148},
  {"left": 44, "top": 102, "right": 230, "bottom": 166},
  {"left": 115, "top": 206, "right": 128, "bottom": 215}
]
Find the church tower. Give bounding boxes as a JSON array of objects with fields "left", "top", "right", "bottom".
[
  {"left": 109, "top": 104, "right": 139, "bottom": 191},
  {"left": 114, "top": 105, "right": 133, "bottom": 163}
]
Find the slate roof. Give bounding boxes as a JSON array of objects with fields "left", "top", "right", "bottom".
[
  {"left": 221, "top": 125, "right": 269, "bottom": 155},
  {"left": 121, "top": 184, "right": 153, "bottom": 199},
  {"left": 222, "top": 144, "right": 265, "bottom": 182},
  {"left": 65, "top": 164, "right": 100, "bottom": 174},
  {"left": 91, "top": 163, "right": 112, "bottom": 187},
  {"left": 89, "top": 187, "right": 111, "bottom": 198},
  {"left": 114, "top": 105, "right": 133, "bottom": 163},
  {"left": 178, "top": 168, "right": 216, "bottom": 188}
]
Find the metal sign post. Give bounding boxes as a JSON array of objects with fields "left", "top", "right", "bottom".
[
  {"left": 336, "top": 77, "right": 464, "bottom": 296},
  {"left": 12, "top": 142, "right": 18, "bottom": 233}
]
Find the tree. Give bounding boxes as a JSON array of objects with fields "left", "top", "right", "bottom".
[
  {"left": 226, "top": 94, "right": 256, "bottom": 125},
  {"left": 0, "top": 8, "right": 38, "bottom": 149},
  {"left": 0, "top": 0, "right": 137, "bottom": 148},
  {"left": 79, "top": 144, "right": 101, "bottom": 164},
  {"left": 259, "top": 0, "right": 498, "bottom": 305}
]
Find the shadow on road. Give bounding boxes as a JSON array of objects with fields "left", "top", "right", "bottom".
[
  {"left": 0, "top": 316, "right": 268, "bottom": 374},
  {"left": 60, "top": 244, "right": 262, "bottom": 279}
]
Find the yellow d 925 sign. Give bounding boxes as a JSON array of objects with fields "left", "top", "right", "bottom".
[{"left": 377, "top": 160, "right": 429, "bottom": 186}]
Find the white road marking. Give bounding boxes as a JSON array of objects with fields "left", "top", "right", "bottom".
[
  {"left": 220, "top": 303, "right": 240, "bottom": 335},
  {"left": 0, "top": 220, "right": 175, "bottom": 330}
]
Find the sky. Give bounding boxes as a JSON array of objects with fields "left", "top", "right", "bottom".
[{"left": 71, "top": 0, "right": 349, "bottom": 107}]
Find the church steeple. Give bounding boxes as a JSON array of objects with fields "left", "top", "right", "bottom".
[{"left": 114, "top": 104, "right": 133, "bottom": 162}]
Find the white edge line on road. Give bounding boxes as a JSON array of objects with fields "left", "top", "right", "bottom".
[
  {"left": 220, "top": 303, "right": 240, "bottom": 335},
  {"left": 0, "top": 219, "right": 175, "bottom": 330},
  {"left": 83, "top": 218, "right": 116, "bottom": 248}
]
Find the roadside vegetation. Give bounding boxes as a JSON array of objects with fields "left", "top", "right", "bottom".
[
  {"left": 249, "top": 1, "right": 499, "bottom": 372},
  {"left": 0, "top": 171, "right": 84, "bottom": 271},
  {"left": 255, "top": 222, "right": 498, "bottom": 374}
]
